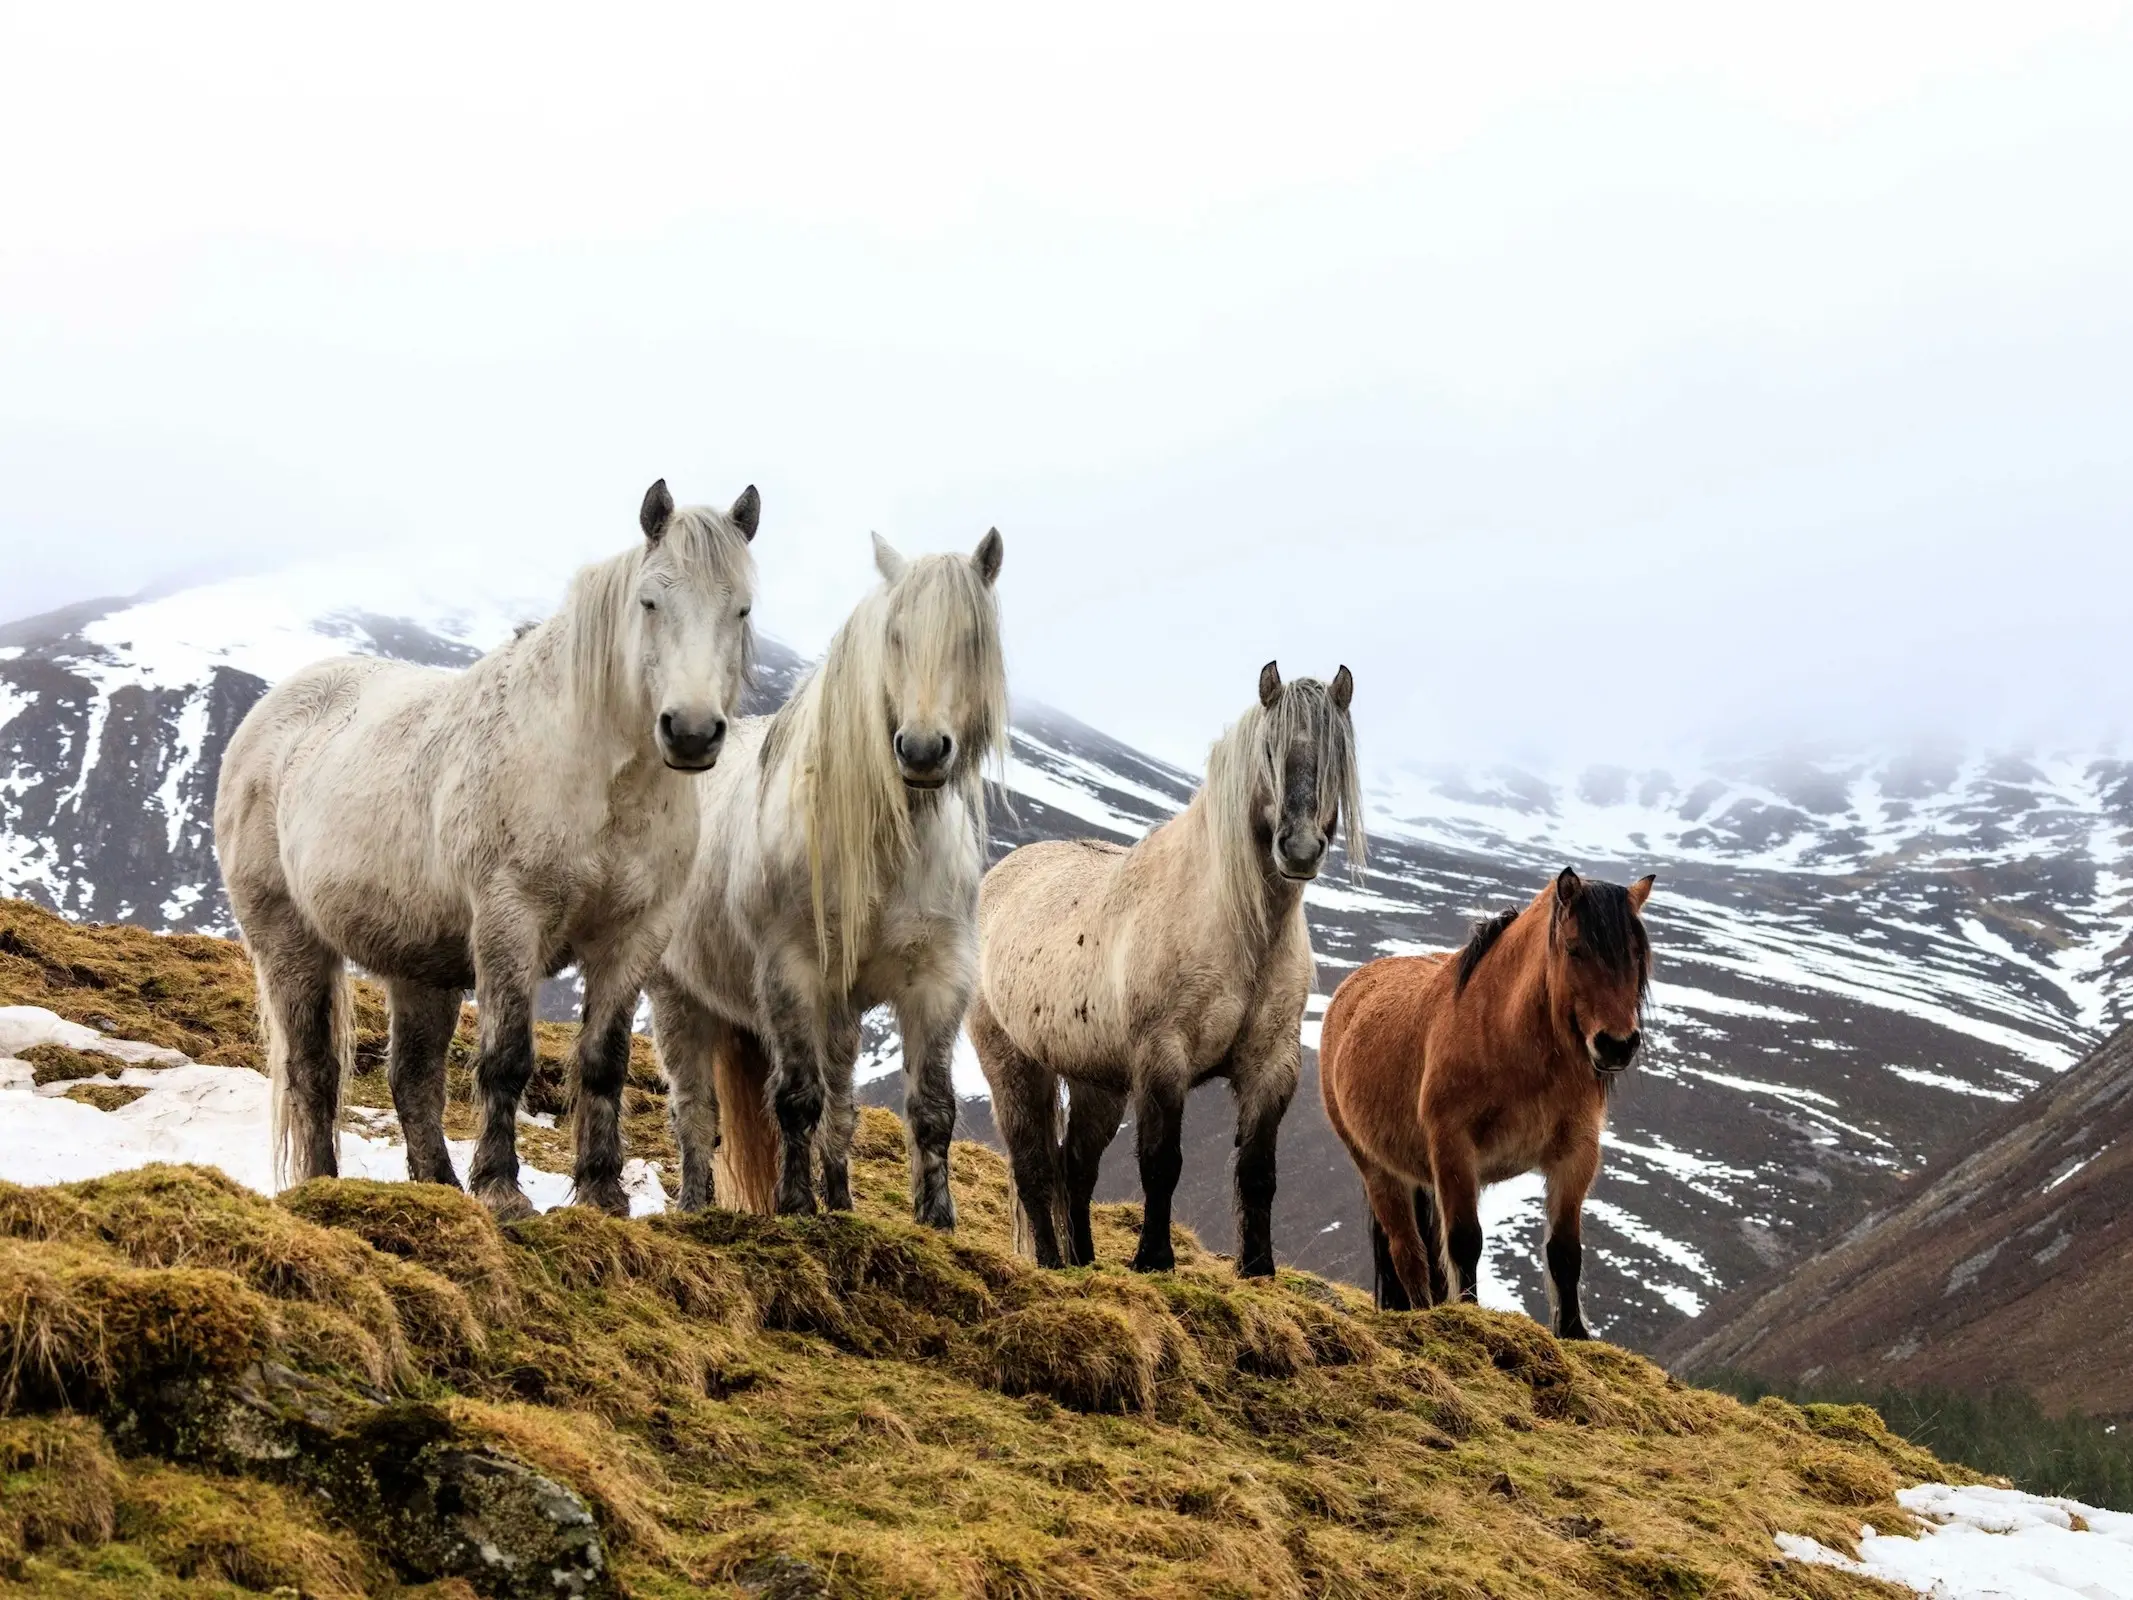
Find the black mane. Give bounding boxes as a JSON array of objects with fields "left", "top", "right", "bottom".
[
  {"left": 1453, "top": 879, "right": 1651, "bottom": 997},
  {"left": 1454, "top": 908, "right": 1520, "bottom": 993}
]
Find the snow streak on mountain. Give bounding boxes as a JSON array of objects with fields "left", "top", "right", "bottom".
[{"left": 4, "top": 564, "right": 2129, "bottom": 1351}]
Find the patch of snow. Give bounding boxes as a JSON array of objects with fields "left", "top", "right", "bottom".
[
  {"left": 2044, "top": 1152, "right": 2096, "bottom": 1192},
  {"left": 0, "top": 1005, "right": 192, "bottom": 1067},
  {"left": 1883, "top": 1064, "right": 2022, "bottom": 1102},
  {"left": 1778, "top": 1483, "right": 2133, "bottom": 1598},
  {"left": 1648, "top": 982, "right": 1811, "bottom": 1024},
  {"left": 0, "top": 1013, "right": 666, "bottom": 1218},
  {"left": 155, "top": 683, "right": 215, "bottom": 853}
]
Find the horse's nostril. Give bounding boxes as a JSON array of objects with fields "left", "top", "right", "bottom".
[
  {"left": 895, "top": 730, "right": 950, "bottom": 773},
  {"left": 659, "top": 711, "right": 676, "bottom": 741}
]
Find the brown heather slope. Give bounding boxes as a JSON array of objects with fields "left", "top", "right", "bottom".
[
  {"left": 0, "top": 899, "right": 1973, "bottom": 1597},
  {"left": 1663, "top": 1019, "right": 2133, "bottom": 1419}
]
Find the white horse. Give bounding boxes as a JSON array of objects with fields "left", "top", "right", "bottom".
[
  {"left": 650, "top": 528, "right": 1005, "bottom": 1224},
  {"left": 215, "top": 479, "right": 759, "bottom": 1217}
]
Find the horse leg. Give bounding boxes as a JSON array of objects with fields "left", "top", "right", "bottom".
[
  {"left": 255, "top": 920, "right": 349, "bottom": 1186},
  {"left": 1544, "top": 1140, "right": 1601, "bottom": 1340},
  {"left": 1232, "top": 1071, "right": 1295, "bottom": 1280},
  {"left": 1128, "top": 1050, "right": 1188, "bottom": 1274},
  {"left": 1362, "top": 1166, "right": 1435, "bottom": 1310},
  {"left": 1429, "top": 1139, "right": 1485, "bottom": 1304},
  {"left": 973, "top": 997, "right": 1069, "bottom": 1267},
  {"left": 814, "top": 1007, "right": 861, "bottom": 1213},
  {"left": 649, "top": 975, "right": 722, "bottom": 1212},
  {"left": 756, "top": 952, "right": 828, "bottom": 1216},
  {"left": 466, "top": 903, "right": 541, "bottom": 1221},
  {"left": 1060, "top": 1083, "right": 1124, "bottom": 1267},
  {"left": 895, "top": 981, "right": 967, "bottom": 1230},
  {"left": 565, "top": 949, "right": 650, "bottom": 1217},
  {"left": 1413, "top": 1185, "right": 1451, "bottom": 1306},
  {"left": 386, "top": 980, "right": 461, "bottom": 1187}
]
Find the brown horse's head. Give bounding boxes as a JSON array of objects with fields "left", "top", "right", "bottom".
[{"left": 1546, "top": 866, "right": 1655, "bottom": 1077}]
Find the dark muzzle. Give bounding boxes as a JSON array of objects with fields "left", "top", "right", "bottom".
[
  {"left": 1275, "top": 828, "right": 1327, "bottom": 881},
  {"left": 894, "top": 729, "right": 954, "bottom": 788},
  {"left": 1591, "top": 1029, "right": 1641, "bottom": 1073},
  {"left": 658, "top": 710, "right": 727, "bottom": 770}
]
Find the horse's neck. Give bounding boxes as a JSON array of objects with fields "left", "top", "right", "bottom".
[
  {"left": 539, "top": 606, "right": 662, "bottom": 794},
  {"left": 1182, "top": 790, "right": 1300, "bottom": 963},
  {"left": 1471, "top": 912, "right": 1570, "bottom": 1061}
]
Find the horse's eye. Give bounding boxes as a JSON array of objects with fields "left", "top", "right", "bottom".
[
  {"left": 641, "top": 598, "right": 656, "bottom": 613},
  {"left": 737, "top": 606, "right": 751, "bottom": 619}
]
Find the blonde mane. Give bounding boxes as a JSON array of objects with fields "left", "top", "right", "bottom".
[
  {"left": 1199, "top": 677, "right": 1367, "bottom": 947},
  {"left": 768, "top": 551, "right": 1007, "bottom": 983},
  {"left": 554, "top": 505, "right": 755, "bottom": 732}
]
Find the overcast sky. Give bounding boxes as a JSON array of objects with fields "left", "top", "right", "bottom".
[{"left": 4, "top": 2, "right": 2131, "bottom": 771}]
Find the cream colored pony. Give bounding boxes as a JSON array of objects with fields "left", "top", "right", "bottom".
[
  {"left": 650, "top": 529, "right": 1006, "bottom": 1223},
  {"left": 215, "top": 480, "right": 759, "bottom": 1217},
  {"left": 970, "top": 662, "right": 1363, "bottom": 1276}
]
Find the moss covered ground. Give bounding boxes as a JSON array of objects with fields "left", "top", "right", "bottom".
[{"left": 0, "top": 898, "right": 1969, "bottom": 1596}]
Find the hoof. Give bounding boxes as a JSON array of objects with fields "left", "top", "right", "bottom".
[
  {"left": 1559, "top": 1321, "right": 1592, "bottom": 1341},
  {"left": 475, "top": 1182, "right": 536, "bottom": 1223},
  {"left": 775, "top": 1187, "right": 819, "bottom": 1217},
  {"left": 572, "top": 1179, "right": 631, "bottom": 1218},
  {"left": 1238, "top": 1257, "right": 1276, "bottom": 1280},
  {"left": 1129, "top": 1246, "right": 1175, "bottom": 1274},
  {"left": 914, "top": 1195, "right": 957, "bottom": 1232}
]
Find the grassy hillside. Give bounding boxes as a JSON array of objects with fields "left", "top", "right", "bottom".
[{"left": 0, "top": 899, "right": 1974, "bottom": 1597}]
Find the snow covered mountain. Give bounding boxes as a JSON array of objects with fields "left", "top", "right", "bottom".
[{"left": 4, "top": 562, "right": 2129, "bottom": 1354}]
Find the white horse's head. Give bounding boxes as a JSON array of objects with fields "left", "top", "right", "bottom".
[
  {"left": 1249, "top": 660, "right": 1361, "bottom": 883},
  {"left": 632, "top": 478, "right": 759, "bottom": 770},
  {"left": 868, "top": 528, "right": 1006, "bottom": 790}
]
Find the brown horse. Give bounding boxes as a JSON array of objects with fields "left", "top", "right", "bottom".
[{"left": 1319, "top": 867, "right": 1654, "bottom": 1337}]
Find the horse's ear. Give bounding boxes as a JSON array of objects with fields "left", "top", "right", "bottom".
[
  {"left": 973, "top": 527, "right": 1004, "bottom": 587},
  {"left": 1330, "top": 664, "right": 1354, "bottom": 712},
  {"left": 1628, "top": 873, "right": 1655, "bottom": 912},
  {"left": 640, "top": 479, "right": 674, "bottom": 543},
  {"left": 1553, "top": 866, "right": 1583, "bottom": 911},
  {"left": 729, "top": 485, "right": 760, "bottom": 543},
  {"left": 1258, "top": 660, "right": 1282, "bottom": 708},
  {"left": 872, "top": 532, "right": 908, "bottom": 583}
]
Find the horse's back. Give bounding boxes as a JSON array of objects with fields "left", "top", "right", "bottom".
[{"left": 977, "top": 836, "right": 1133, "bottom": 1072}]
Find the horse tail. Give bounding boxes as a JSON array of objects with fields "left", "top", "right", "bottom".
[
  {"left": 257, "top": 950, "right": 352, "bottom": 1191},
  {"left": 711, "top": 1022, "right": 781, "bottom": 1213}
]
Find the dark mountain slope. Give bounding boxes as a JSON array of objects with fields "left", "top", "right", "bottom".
[{"left": 1663, "top": 1018, "right": 2133, "bottom": 1417}]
